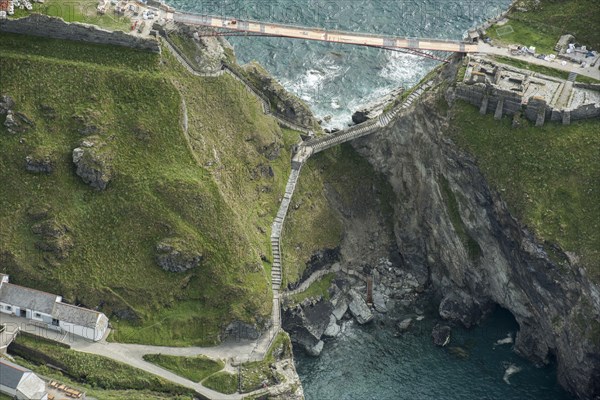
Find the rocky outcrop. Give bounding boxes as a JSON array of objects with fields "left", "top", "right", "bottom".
[
  {"left": 431, "top": 324, "right": 451, "bottom": 346},
  {"left": 351, "top": 86, "right": 404, "bottom": 124},
  {"left": 72, "top": 137, "right": 114, "bottom": 190},
  {"left": 350, "top": 64, "right": 600, "bottom": 399},
  {"left": 242, "top": 62, "right": 318, "bottom": 129},
  {"left": 348, "top": 289, "right": 373, "bottom": 324},
  {"left": 223, "top": 320, "right": 260, "bottom": 340},
  {"left": 25, "top": 150, "right": 55, "bottom": 174},
  {"left": 283, "top": 299, "right": 332, "bottom": 356},
  {"left": 155, "top": 237, "right": 203, "bottom": 273},
  {"left": 1, "top": 96, "right": 32, "bottom": 135}
]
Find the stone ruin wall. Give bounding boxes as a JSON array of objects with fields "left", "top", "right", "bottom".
[
  {"left": 455, "top": 82, "right": 600, "bottom": 126},
  {"left": 0, "top": 14, "right": 160, "bottom": 53}
]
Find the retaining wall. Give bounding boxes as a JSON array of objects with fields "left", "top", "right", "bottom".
[
  {"left": 0, "top": 14, "right": 160, "bottom": 52},
  {"left": 455, "top": 82, "right": 599, "bottom": 125}
]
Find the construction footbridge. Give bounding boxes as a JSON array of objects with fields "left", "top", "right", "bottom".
[{"left": 169, "top": 11, "right": 477, "bottom": 62}]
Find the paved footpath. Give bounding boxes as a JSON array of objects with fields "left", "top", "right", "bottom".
[
  {"left": 1, "top": 313, "right": 276, "bottom": 399},
  {"left": 477, "top": 43, "right": 600, "bottom": 80}
]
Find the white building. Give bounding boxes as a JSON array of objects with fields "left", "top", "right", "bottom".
[
  {"left": 0, "top": 274, "right": 109, "bottom": 342},
  {"left": 0, "top": 358, "right": 48, "bottom": 400}
]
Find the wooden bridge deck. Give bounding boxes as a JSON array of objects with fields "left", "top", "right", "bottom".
[{"left": 172, "top": 12, "right": 477, "bottom": 53}]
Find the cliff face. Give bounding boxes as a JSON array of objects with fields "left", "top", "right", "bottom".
[{"left": 349, "top": 80, "right": 600, "bottom": 398}]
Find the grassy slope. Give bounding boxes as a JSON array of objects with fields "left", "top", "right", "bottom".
[
  {"left": 288, "top": 273, "right": 335, "bottom": 304},
  {"left": 448, "top": 102, "right": 600, "bottom": 278},
  {"left": 487, "top": 0, "right": 600, "bottom": 51},
  {"left": 10, "top": 334, "right": 194, "bottom": 398},
  {"left": 143, "top": 354, "right": 224, "bottom": 383},
  {"left": 0, "top": 32, "right": 300, "bottom": 345},
  {"left": 202, "top": 371, "right": 238, "bottom": 395}
]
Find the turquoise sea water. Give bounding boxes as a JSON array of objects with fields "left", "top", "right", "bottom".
[
  {"left": 169, "top": 0, "right": 513, "bottom": 129},
  {"left": 295, "top": 309, "right": 572, "bottom": 400}
]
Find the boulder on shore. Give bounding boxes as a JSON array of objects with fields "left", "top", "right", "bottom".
[
  {"left": 348, "top": 289, "right": 373, "bottom": 324},
  {"left": 396, "top": 318, "right": 413, "bottom": 334},
  {"left": 323, "top": 315, "right": 341, "bottom": 337},
  {"left": 432, "top": 324, "right": 452, "bottom": 346}
]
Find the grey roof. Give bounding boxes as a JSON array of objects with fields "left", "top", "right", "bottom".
[
  {"left": 52, "top": 302, "right": 102, "bottom": 328},
  {"left": 0, "top": 358, "right": 28, "bottom": 389},
  {"left": 0, "top": 283, "right": 59, "bottom": 314}
]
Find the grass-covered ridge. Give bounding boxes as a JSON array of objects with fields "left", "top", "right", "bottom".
[
  {"left": 0, "top": 31, "right": 302, "bottom": 345},
  {"left": 448, "top": 102, "right": 600, "bottom": 279}
]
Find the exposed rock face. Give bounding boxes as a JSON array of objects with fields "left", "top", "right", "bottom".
[
  {"left": 283, "top": 299, "right": 333, "bottom": 356},
  {"left": 323, "top": 315, "right": 341, "bottom": 337},
  {"left": 350, "top": 67, "right": 600, "bottom": 398},
  {"left": 431, "top": 324, "right": 452, "bottom": 346},
  {"left": 0, "top": 95, "right": 15, "bottom": 114},
  {"left": 351, "top": 86, "right": 404, "bottom": 125},
  {"left": 242, "top": 62, "right": 319, "bottom": 129},
  {"left": 72, "top": 137, "right": 114, "bottom": 190},
  {"left": 155, "top": 237, "right": 203, "bottom": 273},
  {"left": 25, "top": 151, "right": 54, "bottom": 174},
  {"left": 223, "top": 320, "right": 260, "bottom": 340},
  {"left": 348, "top": 288, "right": 374, "bottom": 324}
]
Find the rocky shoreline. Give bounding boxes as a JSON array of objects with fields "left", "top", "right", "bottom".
[
  {"left": 282, "top": 258, "right": 437, "bottom": 357},
  {"left": 281, "top": 59, "right": 599, "bottom": 399}
]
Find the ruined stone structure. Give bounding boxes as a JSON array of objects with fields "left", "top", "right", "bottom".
[{"left": 456, "top": 57, "right": 600, "bottom": 125}]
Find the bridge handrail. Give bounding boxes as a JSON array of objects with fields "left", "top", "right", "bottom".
[{"left": 174, "top": 12, "right": 469, "bottom": 45}]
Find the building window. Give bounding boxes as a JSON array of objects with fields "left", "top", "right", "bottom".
[
  {"left": 52, "top": 318, "right": 59, "bottom": 326},
  {"left": 6, "top": 305, "right": 11, "bottom": 311},
  {"left": 34, "top": 312, "right": 42, "bottom": 319}
]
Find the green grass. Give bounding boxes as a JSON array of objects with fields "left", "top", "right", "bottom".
[
  {"left": 505, "top": 0, "right": 600, "bottom": 50},
  {"left": 143, "top": 354, "right": 224, "bottom": 382},
  {"left": 239, "top": 331, "right": 291, "bottom": 393},
  {"left": 202, "top": 371, "right": 238, "bottom": 394},
  {"left": 486, "top": 19, "right": 559, "bottom": 55},
  {"left": 0, "top": 32, "right": 311, "bottom": 345},
  {"left": 11, "top": 0, "right": 130, "bottom": 31},
  {"left": 0, "top": 32, "right": 159, "bottom": 72},
  {"left": 289, "top": 273, "right": 335, "bottom": 304},
  {"left": 576, "top": 75, "right": 600, "bottom": 84},
  {"left": 10, "top": 333, "right": 194, "bottom": 397},
  {"left": 491, "top": 56, "right": 569, "bottom": 80},
  {"left": 448, "top": 102, "right": 600, "bottom": 278}
]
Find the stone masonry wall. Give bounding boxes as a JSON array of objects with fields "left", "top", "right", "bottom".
[
  {"left": 0, "top": 14, "right": 160, "bottom": 53},
  {"left": 455, "top": 82, "right": 599, "bottom": 125}
]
